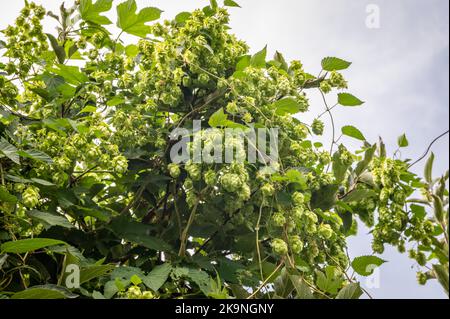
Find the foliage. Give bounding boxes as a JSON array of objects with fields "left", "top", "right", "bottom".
[{"left": 0, "top": 0, "right": 448, "bottom": 299}]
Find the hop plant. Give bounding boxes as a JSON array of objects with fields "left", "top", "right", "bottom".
[
  {"left": 271, "top": 238, "right": 289, "bottom": 255},
  {"left": 168, "top": 163, "right": 181, "bottom": 178},
  {"left": 320, "top": 80, "right": 332, "bottom": 94},
  {"left": 261, "top": 183, "right": 275, "bottom": 197},
  {"left": 220, "top": 173, "right": 243, "bottom": 193},
  {"left": 22, "top": 186, "right": 40, "bottom": 208},
  {"left": 185, "top": 161, "right": 202, "bottom": 181},
  {"left": 312, "top": 119, "right": 325, "bottom": 136},
  {"left": 329, "top": 71, "right": 348, "bottom": 89},
  {"left": 292, "top": 192, "right": 305, "bottom": 205},
  {"left": 204, "top": 170, "right": 217, "bottom": 186},
  {"left": 319, "top": 224, "right": 334, "bottom": 239},
  {"left": 272, "top": 212, "right": 286, "bottom": 227},
  {"left": 290, "top": 236, "right": 304, "bottom": 254}
]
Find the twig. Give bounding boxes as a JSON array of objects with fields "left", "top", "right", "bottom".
[
  {"left": 408, "top": 130, "right": 449, "bottom": 168},
  {"left": 318, "top": 89, "right": 337, "bottom": 171},
  {"left": 255, "top": 203, "right": 264, "bottom": 282},
  {"left": 178, "top": 202, "right": 199, "bottom": 257},
  {"left": 247, "top": 262, "right": 284, "bottom": 299}
]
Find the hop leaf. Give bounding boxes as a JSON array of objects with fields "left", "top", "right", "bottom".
[
  {"left": 79, "top": 0, "right": 113, "bottom": 25},
  {"left": 351, "top": 255, "right": 386, "bottom": 276},
  {"left": 117, "top": 0, "right": 162, "bottom": 38}
]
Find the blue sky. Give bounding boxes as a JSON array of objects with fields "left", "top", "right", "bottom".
[{"left": 1, "top": 0, "right": 449, "bottom": 298}]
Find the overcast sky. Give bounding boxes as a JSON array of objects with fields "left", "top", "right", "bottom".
[{"left": 1, "top": 0, "right": 448, "bottom": 298}]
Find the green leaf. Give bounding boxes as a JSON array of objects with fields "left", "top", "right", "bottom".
[
  {"left": 27, "top": 210, "right": 74, "bottom": 229},
  {"left": 352, "top": 255, "right": 386, "bottom": 276},
  {"left": 354, "top": 144, "right": 377, "bottom": 176},
  {"left": 338, "top": 93, "right": 365, "bottom": 106},
  {"left": 142, "top": 263, "right": 172, "bottom": 292},
  {"left": 125, "top": 44, "right": 139, "bottom": 57},
  {"left": 433, "top": 264, "right": 449, "bottom": 295},
  {"left": 332, "top": 151, "right": 349, "bottom": 183},
  {"left": 11, "top": 285, "right": 78, "bottom": 299},
  {"left": 117, "top": 0, "right": 162, "bottom": 38},
  {"left": 175, "top": 12, "right": 192, "bottom": 24},
  {"left": 432, "top": 194, "right": 445, "bottom": 223},
  {"left": 236, "top": 55, "right": 251, "bottom": 71},
  {"left": 285, "top": 169, "right": 307, "bottom": 189},
  {"left": 274, "top": 97, "right": 300, "bottom": 116},
  {"left": 50, "top": 65, "right": 89, "bottom": 85},
  {"left": 341, "top": 125, "right": 366, "bottom": 141},
  {"left": 79, "top": 105, "right": 97, "bottom": 114},
  {"left": 186, "top": 268, "right": 212, "bottom": 296},
  {"left": 79, "top": 0, "right": 113, "bottom": 25},
  {"left": 311, "top": 184, "right": 339, "bottom": 211},
  {"left": 0, "top": 138, "right": 20, "bottom": 164},
  {"left": 80, "top": 265, "right": 115, "bottom": 284},
  {"left": 342, "top": 189, "right": 377, "bottom": 203},
  {"left": 107, "top": 96, "right": 125, "bottom": 106},
  {"left": 397, "top": 134, "right": 409, "bottom": 148},
  {"left": 130, "top": 274, "right": 142, "bottom": 285},
  {"left": 208, "top": 108, "right": 228, "bottom": 128},
  {"left": 316, "top": 266, "right": 343, "bottom": 295},
  {"left": 46, "top": 33, "right": 66, "bottom": 64},
  {"left": 273, "top": 51, "right": 288, "bottom": 71},
  {"left": 30, "top": 178, "right": 55, "bottom": 186},
  {"left": 290, "top": 275, "right": 314, "bottom": 299},
  {"left": 322, "top": 57, "right": 352, "bottom": 71},
  {"left": 92, "top": 291, "right": 106, "bottom": 299},
  {"left": 0, "top": 186, "right": 17, "bottom": 203},
  {"left": 1, "top": 238, "right": 67, "bottom": 254},
  {"left": 224, "top": 0, "right": 241, "bottom": 8},
  {"left": 17, "top": 149, "right": 54, "bottom": 164},
  {"left": 424, "top": 152, "right": 435, "bottom": 183},
  {"left": 336, "top": 283, "right": 363, "bottom": 299},
  {"left": 250, "top": 46, "right": 267, "bottom": 68},
  {"left": 209, "top": 0, "right": 218, "bottom": 10},
  {"left": 410, "top": 204, "right": 427, "bottom": 219},
  {"left": 109, "top": 216, "right": 172, "bottom": 251}
]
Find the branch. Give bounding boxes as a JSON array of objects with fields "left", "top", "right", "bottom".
[
  {"left": 408, "top": 130, "right": 449, "bottom": 169},
  {"left": 302, "top": 75, "right": 326, "bottom": 89}
]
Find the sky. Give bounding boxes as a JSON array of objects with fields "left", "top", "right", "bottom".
[{"left": 1, "top": 0, "right": 449, "bottom": 298}]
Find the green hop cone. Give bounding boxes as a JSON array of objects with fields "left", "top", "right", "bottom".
[
  {"left": 185, "top": 161, "right": 201, "bottom": 181},
  {"left": 271, "top": 238, "right": 289, "bottom": 255},
  {"left": 113, "top": 156, "right": 128, "bottom": 174},
  {"left": 22, "top": 186, "right": 40, "bottom": 208},
  {"left": 290, "top": 236, "right": 304, "bottom": 254},
  {"left": 320, "top": 80, "right": 332, "bottom": 94},
  {"left": 318, "top": 224, "right": 333, "bottom": 239},
  {"left": 204, "top": 170, "right": 217, "bottom": 186},
  {"left": 261, "top": 183, "right": 275, "bottom": 197},
  {"left": 292, "top": 192, "right": 305, "bottom": 205},
  {"left": 168, "top": 163, "right": 181, "bottom": 178},
  {"left": 416, "top": 252, "right": 427, "bottom": 267},
  {"left": 329, "top": 71, "right": 348, "bottom": 89},
  {"left": 272, "top": 212, "right": 286, "bottom": 227},
  {"left": 221, "top": 173, "right": 242, "bottom": 193},
  {"left": 312, "top": 119, "right": 325, "bottom": 136},
  {"left": 141, "top": 291, "right": 154, "bottom": 299},
  {"left": 417, "top": 272, "right": 428, "bottom": 286}
]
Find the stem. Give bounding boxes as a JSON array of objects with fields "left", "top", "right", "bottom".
[
  {"left": 178, "top": 202, "right": 199, "bottom": 257},
  {"left": 409, "top": 130, "right": 449, "bottom": 168},
  {"left": 0, "top": 162, "right": 4, "bottom": 185},
  {"left": 247, "top": 262, "right": 284, "bottom": 299},
  {"left": 255, "top": 203, "right": 264, "bottom": 282},
  {"left": 319, "top": 89, "right": 337, "bottom": 172}
]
